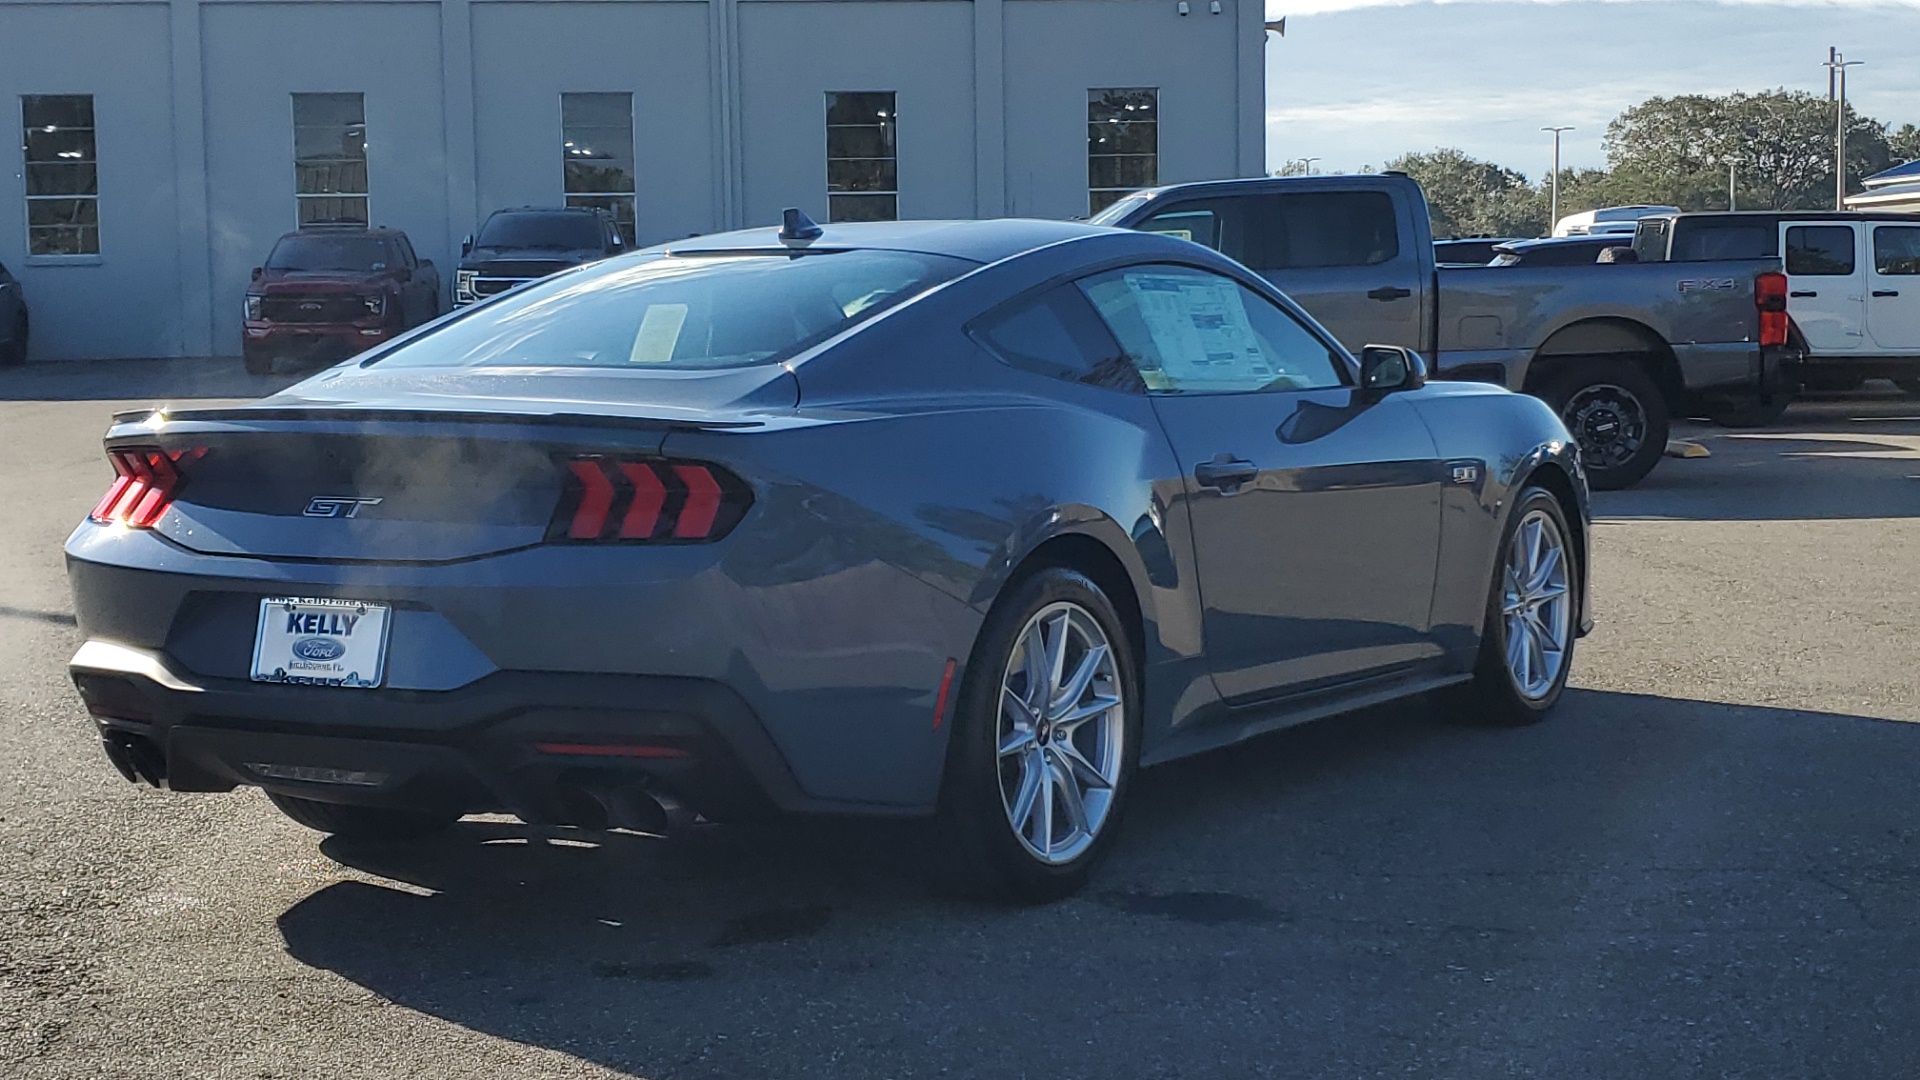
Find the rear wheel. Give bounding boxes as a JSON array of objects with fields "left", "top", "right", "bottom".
[
  {"left": 267, "top": 792, "right": 459, "bottom": 840},
  {"left": 0, "top": 313, "right": 25, "bottom": 366},
  {"left": 937, "top": 567, "right": 1140, "bottom": 904},
  {"left": 1537, "top": 357, "right": 1668, "bottom": 491},
  {"left": 1446, "top": 486, "right": 1579, "bottom": 726}
]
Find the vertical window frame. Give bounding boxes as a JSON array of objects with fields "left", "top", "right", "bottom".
[
  {"left": 825, "top": 91, "right": 898, "bottom": 223},
  {"left": 1088, "top": 87, "right": 1158, "bottom": 217},
  {"left": 291, "top": 92, "right": 370, "bottom": 227},
  {"left": 561, "top": 92, "right": 637, "bottom": 246},
  {"left": 21, "top": 94, "right": 101, "bottom": 259}
]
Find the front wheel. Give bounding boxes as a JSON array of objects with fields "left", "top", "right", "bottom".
[
  {"left": 0, "top": 313, "right": 25, "bottom": 366},
  {"left": 267, "top": 792, "right": 459, "bottom": 840},
  {"left": 937, "top": 567, "right": 1140, "bottom": 904},
  {"left": 1445, "top": 486, "right": 1580, "bottom": 726},
  {"left": 1536, "top": 357, "right": 1669, "bottom": 491},
  {"left": 242, "top": 350, "right": 274, "bottom": 376}
]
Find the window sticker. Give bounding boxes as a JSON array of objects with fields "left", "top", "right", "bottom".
[
  {"left": 1123, "top": 272, "right": 1275, "bottom": 386},
  {"left": 629, "top": 303, "right": 689, "bottom": 363}
]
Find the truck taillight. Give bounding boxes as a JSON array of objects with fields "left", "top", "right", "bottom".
[
  {"left": 90, "top": 446, "right": 201, "bottom": 529},
  {"left": 1756, "top": 271, "right": 1789, "bottom": 348},
  {"left": 548, "top": 455, "right": 751, "bottom": 543}
]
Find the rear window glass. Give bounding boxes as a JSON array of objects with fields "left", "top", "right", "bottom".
[
  {"left": 1670, "top": 221, "right": 1776, "bottom": 261},
  {"left": 1873, "top": 226, "right": 1920, "bottom": 276},
  {"left": 476, "top": 212, "right": 604, "bottom": 252},
  {"left": 266, "top": 234, "right": 390, "bottom": 272},
  {"left": 373, "top": 250, "right": 975, "bottom": 370},
  {"left": 1786, "top": 226, "right": 1856, "bottom": 276}
]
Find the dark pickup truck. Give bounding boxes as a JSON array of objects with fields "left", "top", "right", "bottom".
[
  {"left": 454, "top": 206, "right": 626, "bottom": 308},
  {"left": 242, "top": 226, "right": 442, "bottom": 375},
  {"left": 1095, "top": 175, "right": 1800, "bottom": 488}
]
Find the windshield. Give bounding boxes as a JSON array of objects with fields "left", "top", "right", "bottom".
[
  {"left": 373, "top": 249, "right": 976, "bottom": 370},
  {"left": 266, "top": 234, "right": 389, "bottom": 273},
  {"left": 1088, "top": 194, "right": 1151, "bottom": 226},
  {"left": 476, "top": 212, "right": 604, "bottom": 252}
]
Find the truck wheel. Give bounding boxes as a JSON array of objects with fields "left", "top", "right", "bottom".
[
  {"left": 267, "top": 792, "right": 459, "bottom": 840},
  {"left": 1537, "top": 358, "right": 1668, "bottom": 491},
  {"left": 242, "top": 350, "right": 274, "bottom": 376},
  {"left": 1893, "top": 378, "right": 1920, "bottom": 398}
]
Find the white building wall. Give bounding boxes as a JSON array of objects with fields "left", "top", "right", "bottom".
[{"left": 0, "top": 0, "right": 1262, "bottom": 361}]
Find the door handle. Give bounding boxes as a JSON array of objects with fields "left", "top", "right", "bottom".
[
  {"left": 1194, "top": 456, "right": 1259, "bottom": 491},
  {"left": 1789, "top": 290, "right": 1818, "bottom": 297},
  {"left": 1874, "top": 290, "right": 1900, "bottom": 297},
  {"left": 1367, "top": 286, "right": 1413, "bottom": 301}
]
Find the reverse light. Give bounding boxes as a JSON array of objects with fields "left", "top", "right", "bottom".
[
  {"left": 90, "top": 446, "right": 201, "bottom": 529},
  {"left": 550, "top": 456, "right": 751, "bottom": 543},
  {"left": 1756, "top": 271, "right": 1789, "bottom": 348}
]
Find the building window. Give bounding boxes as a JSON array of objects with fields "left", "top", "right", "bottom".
[
  {"left": 562, "top": 93, "right": 636, "bottom": 246},
  {"left": 826, "top": 91, "right": 897, "bottom": 222},
  {"left": 292, "top": 93, "right": 368, "bottom": 226},
  {"left": 22, "top": 95, "right": 99, "bottom": 256},
  {"left": 1089, "top": 88, "right": 1157, "bottom": 216}
]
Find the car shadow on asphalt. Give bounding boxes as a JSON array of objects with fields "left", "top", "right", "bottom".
[
  {"left": 1603, "top": 398, "right": 1920, "bottom": 522},
  {"left": 276, "top": 687, "right": 1920, "bottom": 1078},
  {"left": 0, "top": 357, "right": 306, "bottom": 402}
]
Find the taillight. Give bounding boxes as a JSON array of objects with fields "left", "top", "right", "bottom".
[
  {"left": 89, "top": 446, "right": 199, "bottom": 529},
  {"left": 549, "top": 456, "right": 751, "bottom": 543},
  {"left": 1756, "top": 271, "right": 1789, "bottom": 348}
]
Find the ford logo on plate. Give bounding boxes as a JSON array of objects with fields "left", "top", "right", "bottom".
[{"left": 291, "top": 637, "right": 346, "bottom": 662}]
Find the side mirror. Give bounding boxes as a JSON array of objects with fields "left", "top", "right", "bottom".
[
  {"left": 461, "top": 235, "right": 474, "bottom": 257},
  {"left": 1359, "top": 345, "right": 1428, "bottom": 395},
  {"left": 250, "top": 266, "right": 264, "bottom": 282}
]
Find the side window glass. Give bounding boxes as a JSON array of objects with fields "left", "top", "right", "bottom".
[
  {"left": 1786, "top": 226, "right": 1856, "bottom": 275},
  {"left": 1251, "top": 192, "right": 1400, "bottom": 269},
  {"left": 1873, "top": 226, "right": 1920, "bottom": 276},
  {"left": 973, "top": 285, "right": 1144, "bottom": 393},
  {"left": 1076, "top": 264, "right": 1346, "bottom": 394},
  {"left": 396, "top": 235, "right": 417, "bottom": 267}
]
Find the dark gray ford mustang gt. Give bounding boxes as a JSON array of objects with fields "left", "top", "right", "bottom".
[{"left": 66, "top": 216, "right": 1589, "bottom": 901}]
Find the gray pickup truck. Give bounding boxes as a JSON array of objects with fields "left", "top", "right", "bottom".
[{"left": 1093, "top": 174, "right": 1799, "bottom": 488}]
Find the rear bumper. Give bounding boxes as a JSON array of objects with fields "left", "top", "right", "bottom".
[
  {"left": 69, "top": 640, "right": 906, "bottom": 821},
  {"left": 1674, "top": 342, "right": 1803, "bottom": 401},
  {"left": 1794, "top": 354, "right": 1920, "bottom": 380}
]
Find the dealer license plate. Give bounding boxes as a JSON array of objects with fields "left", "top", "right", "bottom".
[{"left": 250, "top": 597, "right": 392, "bottom": 688}]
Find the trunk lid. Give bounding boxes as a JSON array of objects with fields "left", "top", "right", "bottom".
[{"left": 119, "top": 364, "right": 793, "bottom": 562}]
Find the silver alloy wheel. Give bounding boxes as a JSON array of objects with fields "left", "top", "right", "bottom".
[
  {"left": 1501, "top": 508, "right": 1573, "bottom": 700},
  {"left": 997, "top": 601, "right": 1126, "bottom": 865}
]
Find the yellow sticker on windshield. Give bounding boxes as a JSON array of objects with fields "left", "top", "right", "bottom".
[{"left": 629, "top": 304, "right": 689, "bottom": 364}]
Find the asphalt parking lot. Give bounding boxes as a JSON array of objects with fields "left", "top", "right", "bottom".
[{"left": 4, "top": 360, "right": 1920, "bottom": 1079}]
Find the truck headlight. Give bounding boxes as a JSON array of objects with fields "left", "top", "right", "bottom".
[
  {"left": 361, "top": 293, "right": 386, "bottom": 317},
  {"left": 244, "top": 295, "right": 262, "bottom": 321},
  {"left": 455, "top": 269, "right": 477, "bottom": 304}
]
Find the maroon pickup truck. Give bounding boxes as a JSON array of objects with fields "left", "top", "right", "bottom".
[{"left": 242, "top": 225, "right": 442, "bottom": 374}]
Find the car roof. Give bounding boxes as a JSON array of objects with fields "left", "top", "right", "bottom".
[
  {"left": 1499, "top": 235, "right": 1629, "bottom": 251},
  {"left": 283, "top": 225, "right": 406, "bottom": 238},
  {"left": 655, "top": 218, "right": 1119, "bottom": 264},
  {"left": 490, "top": 206, "right": 607, "bottom": 217},
  {"left": 1666, "top": 210, "right": 1920, "bottom": 224}
]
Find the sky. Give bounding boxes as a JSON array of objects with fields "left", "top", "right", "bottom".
[{"left": 1263, "top": 0, "right": 1920, "bottom": 178}]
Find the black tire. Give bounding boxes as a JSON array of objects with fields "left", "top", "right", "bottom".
[
  {"left": 936, "top": 566, "right": 1141, "bottom": 904},
  {"left": 1536, "top": 357, "right": 1669, "bottom": 491},
  {"left": 1445, "top": 486, "right": 1580, "bottom": 727},
  {"left": 1706, "top": 395, "right": 1790, "bottom": 428},
  {"left": 267, "top": 792, "right": 459, "bottom": 840},
  {"left": 1894, "top": 378, "right": 1920, "bottom": 398},
  {"left": 0, "top": 313, "right": 25, "bottom": 366},
  {"left": 242, "top": 350, "right": 274, "bottom": 376}
]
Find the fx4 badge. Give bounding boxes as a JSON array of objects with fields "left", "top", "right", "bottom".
[
  {"left": 1676, "top": 278, "right": 1736, "bottom": 293},
  {"left": 303, "top": 496, "right": 383, "bottom": 519}
]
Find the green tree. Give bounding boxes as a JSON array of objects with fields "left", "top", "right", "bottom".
[
  {"left": 1385, "top": 148, "right": 1547, "bottom": 238},
  {"left": 1889, "top": 123, "right": 1920, "bottom": 166},
  {"left": 1604, "top": 90, "right": 1891, "bottom": 210}
]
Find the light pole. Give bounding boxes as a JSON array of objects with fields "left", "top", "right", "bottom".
[
  {"left": 1542, "top": 126, "right": 1574, "bottom": 233},
  {"left": 1728, "top": 156, "right": 1739, "bottom": 211},
  {"left": 1300, "top": 156, "right": 1321, "bottom": 176},
  {"left": 1824, "top": 51, "right": 1864, "bottom": 210}
]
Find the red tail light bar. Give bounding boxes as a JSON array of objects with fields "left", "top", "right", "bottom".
[
  {"left": 90, "top": 446, "right": 201, "bottom": 529},
  {"left": 550, "top": 455, "right": 751, "bottom": 543},
  {"left": 1755, "top": 271, "right": 1790, "bottom": 348}
]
